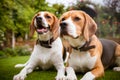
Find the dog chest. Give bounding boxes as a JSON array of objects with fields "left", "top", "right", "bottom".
[
  {"left": 32, "top": 39, "right": 63, "bottom": 70},
  {"left": 68, "top": 50, "right": 97, "bottom": 72},
  {"left": 38, "top": 49, "right": 53, "bottom": 69}
]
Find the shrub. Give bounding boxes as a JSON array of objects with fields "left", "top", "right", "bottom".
[
  {"left": 0, "top": 51, "right": 6, "bottom": 58},
  {"left": 0, "top": 46, "right": 31, "bottom": 58},
  {"left": 4, "top": 48, "right": 17, "bottom": 57},
  {"left": 15, "top": 47, "right": 31, "bottom": 56}
]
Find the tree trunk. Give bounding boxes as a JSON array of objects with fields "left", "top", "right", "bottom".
[
  {"left": 4, "top": 30, "right": 12, "bottom": 48},
  {"left": 25, "top": 32, "right": 28, "bottom": 40},
  {"left": 12, "top": 31, "right": 15, "bottom": 49}
]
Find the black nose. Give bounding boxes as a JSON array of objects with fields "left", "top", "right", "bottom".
[
  {"left": 36, "top": 17, "right": 42, "bottom": 22},
  {"left": 60, "top": 22, "right": 67, "bottom": 30}
]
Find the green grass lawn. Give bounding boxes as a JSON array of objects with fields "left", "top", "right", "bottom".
[{"left": 0, "top": 56, "right": 120, "bottom": 80}]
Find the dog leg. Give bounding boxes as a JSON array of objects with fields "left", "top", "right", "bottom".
[
  {"left": 115, "top": 45, "right": 120, "bottom": 56},
  {"left": 113, "top": 57, "right": 120, "bottom": 71},
  {"left": 113, "top": 67, "right": 120, "bottom": 71},
  {"left": 52, "top": 55, "right": 66, "bottom": 80},
  {"left": 81, "top": 59, "right": 104, "bottom": 80},
  {"left": 15, "top": 60, "right": 29, "bottom": 68},
  {"left": 56, "top": 67, "right": 66, "bottom": 80},
  {"left": 81, "top": 72, "right": 95, "bottom": 80},
  {"left": 113, "top": 45, "right": 120, "bottom": 71},
  {"left": 13, "top": 62, "right": 36, "bottom": 80},
  {"left": 66, "top": 67, "right": 77, "bottom": 80}
]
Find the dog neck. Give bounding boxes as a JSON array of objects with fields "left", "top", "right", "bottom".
[
  {"left": 71, "top": 38, "right": 95, "bottom": 51},
  {"left": 36, "top": 37, "right": 54, "bottom": 48}
]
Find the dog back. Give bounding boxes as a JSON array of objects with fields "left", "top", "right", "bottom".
[{"left": 100, "top": 39, "right": 117, "bottom": 69}]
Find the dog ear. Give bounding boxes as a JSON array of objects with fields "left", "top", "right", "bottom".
[
  {"left": 82, "top": 11, "right": 97, "bottom": 41},
  {"left": 29, "top": 14, "right": 37, "bottom": 38},
  {"left": 52, "top": 15, "right": 59, "bottom": 40}
]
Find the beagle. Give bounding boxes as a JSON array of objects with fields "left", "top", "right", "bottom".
[
  {"left": 13, "top": 11, "right": 65, "bottom": 80},
  {"left": 59, "top": 10, "right": 120, "bottom": 80}
]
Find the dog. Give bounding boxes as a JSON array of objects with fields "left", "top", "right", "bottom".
[
  {"left": 59, "top": 10, "right": 120, "bottom": 80},
  {"left": 13, "top": 11, "right": 66, "bottom": 80}
]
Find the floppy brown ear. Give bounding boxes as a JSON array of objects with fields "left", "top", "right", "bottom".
[
  {"left": 29, "top": 15, "right": 37, "bottom": 38},
  {"left": 51, "top": 15, "right": 59, "bottom": 40},
  {"left": 82, "top": 11, "right": 97, "bottom": 41}
]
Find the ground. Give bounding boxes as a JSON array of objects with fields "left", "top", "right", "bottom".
[{"left": 0, "top": 56, "right": 120, "bottom": 80}]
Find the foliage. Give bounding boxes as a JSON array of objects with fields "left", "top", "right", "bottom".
[
  {"left": 104, "top": 0, "right": 120, "bottom": 13},
  {"left": 0, "top": 46, "right": 31, "bottom": 58},
  {"left": 0, "top": 30, "right": 5, "bottom": 44},
  {"left": 52, "top": 4, "right": 66, "bottom": 18},
  {"left": 104, "top": 0, "right": 120, "bottom": 35}
]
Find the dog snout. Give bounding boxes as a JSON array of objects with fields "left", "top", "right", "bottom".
[
  {"left": 60, "top": 22, "right": 67, "bottom": 28},
  {"left": 60, "top": 22, "right": 68, "bottom": 36},
  {"left": 60, "top": 22, "right": 68, "bottom": 30},
  {"left": 36, "top": 17, "right": 42, "bottom": 22}
]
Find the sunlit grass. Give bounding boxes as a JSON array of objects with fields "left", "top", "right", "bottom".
[{"left": 0, "top": 56, "right": 120, "bottom": 80}]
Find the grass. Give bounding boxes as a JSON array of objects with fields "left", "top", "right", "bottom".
[{"left": 0, "top": 56, "right": 120, "bottom": 80}]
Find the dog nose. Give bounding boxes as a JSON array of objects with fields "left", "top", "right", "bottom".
[
  {"left": 60, "top": 22, "right": 67, "bottom": 30},
  {"left": 36, "top": 17, "right": 42, "bottom": 21}
]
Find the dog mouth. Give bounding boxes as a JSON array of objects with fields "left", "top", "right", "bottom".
[
  {"left": 60, "top": 28, "right": 79, "bottom": 39},
  {"left": 36, "top": 23, "right": 50, "bottom": 34}
]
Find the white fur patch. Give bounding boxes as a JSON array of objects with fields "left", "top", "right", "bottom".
[
  {"left": 113, "top": 67, "right": 120, "bottom": 71},
  {"left": 81, "top": 72, "right": 95, "bottom": 80},
  {"left": 65, "top": 67, "right": 77, "bottom": 80},
  {"left": 64, "top": 52, "right": 69, "bottom": 63},
  {"left": 69, "top": 50, "right": 97, "bottom": 72},
  {"left": 30, "top": 37, "right": 63, "bottom": 69},
  {"left": 39, "top": 12, "right": 48, "bottom": 27},
  {"left": 34, "top": 12, "right": 49, "bottom": 28},
  {"left": 63, "top": 17, "right": 78, "bottom": 38}
]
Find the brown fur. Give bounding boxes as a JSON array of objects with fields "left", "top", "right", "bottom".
[{"left": 115, "top": 45, "right": 120, "bottom": 56}]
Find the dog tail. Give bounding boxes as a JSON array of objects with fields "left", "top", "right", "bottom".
[
  {"left": 64, "top": 52, "right": 70, "bottom": 63},
  {"left": 15, "top": 61, "right": 29, "bottom": 68},
  {"left": 62, "top": 39, "right": 72, "bottom": 64}
]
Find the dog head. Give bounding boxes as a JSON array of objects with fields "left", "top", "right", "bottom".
[
  {"left": 29, "top": 11, "right": 59, "bottom": 40},
  {"left": 59, "top": 10, "right": 97, "bottom": 42}
]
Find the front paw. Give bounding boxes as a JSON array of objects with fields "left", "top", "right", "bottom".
[
  {"left": 13, "top": 74, "right": 26, "bottom": 80},
  {"left": 65, "top": 75, "right": 77, "bottom": 80},
  {"left": 80, "top": 72, "right": 95, "bottom": 80},
  {"left": 55, "top": 75, "right": 66, "bottom": 80},
  {"left": 113, "top": 67, "right": 120, "bottom": 71}
]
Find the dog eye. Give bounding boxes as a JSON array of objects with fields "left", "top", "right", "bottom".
[
  {"left": 45, "top": 15, "right": 51, "bottom": 19},
  {"left": 74, "top": 17, "right": 81, "bottom": 21},
  {"left": 62, "top": 18, "right": 65, "bottom": 21}
]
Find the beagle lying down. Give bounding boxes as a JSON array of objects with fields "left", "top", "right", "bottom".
[
  {"left": 59, "top": 10, "right": 120, "bottom": 80},
  {"left": 13, "top": 11, "right": 65, "bottom": 80}
]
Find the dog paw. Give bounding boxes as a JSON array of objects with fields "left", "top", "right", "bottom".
[
  {"left": 13, "top": 74, "right": 26, "bottom": 80},
  {"left": 65, "top": 75, "right": 77, "bottom": 80},
  {"left": 113, "top": 67, "right": 120, "bottom": 71},
  {"left": 80, "top": 72, "right": 95, "bottom": 80},
  {"left": 55, "top": 75, "right": 66, "bottom": 80}
]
